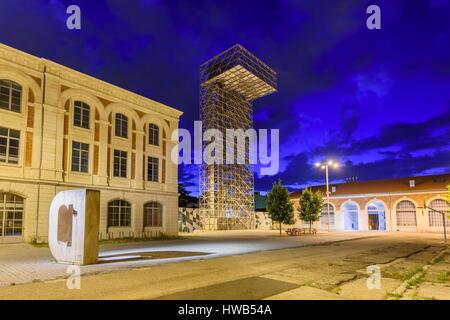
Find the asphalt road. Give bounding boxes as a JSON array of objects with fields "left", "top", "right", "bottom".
[{"left": 0, "top": 233, "right": 447, "bottom": 300}]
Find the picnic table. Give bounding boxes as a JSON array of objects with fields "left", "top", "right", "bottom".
[{"left": 285, "top": 227, "right": 317, "bottom": 236}]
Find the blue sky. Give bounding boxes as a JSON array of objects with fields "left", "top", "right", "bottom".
[{"left": 1, "top": 0, "right": 449, "bottom": 195}]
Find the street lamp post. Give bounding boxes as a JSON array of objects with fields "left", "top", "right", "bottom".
[{"left": 315, "top": 160, "right": 339, "bottom": 232}]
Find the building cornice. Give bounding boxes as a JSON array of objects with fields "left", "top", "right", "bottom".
[
  {"left": 290, "top": 189, "right": 446, "bottom": 202},
  {"left": 0, "top": 44, "right": 44, "bottom": 72},
  {"left": 0, "top": 43, "right": 183, "bottom": 120}
]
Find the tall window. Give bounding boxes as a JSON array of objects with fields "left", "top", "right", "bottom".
[
  {"left": 396, "top": 200, "right": 417, "bottom": 226},
  {"left": 144, "top": 202, "right": 162, "bottom": 227},
  {"left": 115, "top": 113, "right": 128, "bottom": 138},
  {"left": 0, "top": 193, "right": 24, "bottom": 237},
  {"left": 148, "top": 123, "right": 159, "bottom": 146},
  {"left": 321, "top": 204, "right": 335, "bottom": 226},
  {"left": 147, "top": 156, "right": 159, "bottom": 182},
  {"left": 0, "top": 127, "right": 20, "bottom": 164},
  {"left": 73, "top": 101, "right": 90, "bottom": 129},
  {"left": 107, "top": 200, "right": 131, "bottom": 227},
  {"left": 113, "top": 149, "right": 127, "bottom": 177},
  {"left": 429, "top": 199, "right": 450, "bottom": 227},
  {"left": 71, "top": 141, "right": 89, "bottom": 173},
  {"left": 0, "top": 80, "right": 21, "bottom": 113}
]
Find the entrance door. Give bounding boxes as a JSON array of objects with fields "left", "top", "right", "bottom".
[
  {"left": 342, "top": 202, "right": 359, "bottom": 230},
  {"left": 0, "top": 193, "right": 24, "bottom": 238},
  {"left": 368, "top": 214, "right": 379, "bottom": 230},
  {"left": 367, "top": 201, "right": 386, "bottom": 231}
]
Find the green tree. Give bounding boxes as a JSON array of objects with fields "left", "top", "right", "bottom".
[
  {"left": 266, "top": 180, "right": 295, "bottom": 235},
  {"left": 298, "top": 188, "right": 324, "bottom": 232},
  {"left": 178, "top": 183, "right": 191, "bottom": 207}
]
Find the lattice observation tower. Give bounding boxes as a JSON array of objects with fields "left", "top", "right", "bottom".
[{"left": 199, "top": 44, "right": 277, "bottom": 230}]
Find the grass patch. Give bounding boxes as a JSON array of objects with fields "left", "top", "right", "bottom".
[
  {"left": 437, "top": 271, "right": 450, "bottom": 283},
  {"left": 384, "top": 266, "right": 423, "bottom": 281},
  {"left": 406, "top": 272, "right": 425, "bottom": 288},
  {"left": 432, "top": 255, "right": 445, "bottom": 264},
  {"left": 27, "top": 234, "right": 186, "bottom": 247},
  {"left": 28, "top": 237, "right": 49, "bottom": 248},
  {"left": 99, "top": 233, "right": 186, "bottom": 244},
  {"left": 385, "top": 292, "right": 402, "bottom": 300}
]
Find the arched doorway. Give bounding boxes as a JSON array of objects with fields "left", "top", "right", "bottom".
[
  {"left": 0, "top": 193, "right": 24, "bottom": 238},
  {"left": 367, "top": 201, "right": 386, "bottom": 231},
  {"left": 342, "top": 202, "right": 359, "bottom": 231}
]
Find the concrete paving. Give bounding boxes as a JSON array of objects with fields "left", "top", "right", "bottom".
[
  {"left": 0, "top": 232, "right": 447, "bottom": 300},
  {"left": 0, "top": 230, "right": 379, "bottom": 287}
]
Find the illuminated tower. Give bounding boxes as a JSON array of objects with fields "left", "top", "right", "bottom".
[{"left": 199, "top": 44, "right": 277, "bottom": 230}]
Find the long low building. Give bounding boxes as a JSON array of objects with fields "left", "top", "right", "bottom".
[
  {"left": 0, "top": 43, "right": 182, "bottom": 243},
  {"left": 289, "top": 174, "right": 450, "bottom": 233}
]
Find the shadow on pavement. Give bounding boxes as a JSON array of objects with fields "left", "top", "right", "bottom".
[{"left": 97, "top": 250, "right": 211, "bottom": 264}]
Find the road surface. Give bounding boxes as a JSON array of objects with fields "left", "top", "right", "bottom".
[{"left": 0, "top": 232, "right": 448, "bottom": 299}]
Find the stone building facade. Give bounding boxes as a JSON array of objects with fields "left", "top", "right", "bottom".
[
  {"left": 289, "top": 174, "right": 450, "bottom": 233},
  {"left": 0, "top": 43, "right": 182, "bottom": 243}
]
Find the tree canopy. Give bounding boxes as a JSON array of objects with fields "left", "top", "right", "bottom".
[
  {"left": 267, "top": 180, "right": 295, "bottom": 235},
  {"left": 298, "top": 188, "right": 324, "bottom": 231}
]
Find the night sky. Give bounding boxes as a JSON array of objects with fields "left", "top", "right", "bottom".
[{"left": 1, "top": 0, "right": 449, "bottom": 195}]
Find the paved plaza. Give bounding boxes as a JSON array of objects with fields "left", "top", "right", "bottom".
[
  {"left": 0, "top": 230, "right": 374, "bottom": 287},
  {"left": 0, "top": 231, "right": 448, "bottom": 299}
]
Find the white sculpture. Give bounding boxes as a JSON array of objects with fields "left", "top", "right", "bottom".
[{"left": 48, "top": 189, "right": 100, "bottom": 265}]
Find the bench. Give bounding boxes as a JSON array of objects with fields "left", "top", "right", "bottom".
[{"left": 285, "top": 227, "right": 317, "bottom": 236}]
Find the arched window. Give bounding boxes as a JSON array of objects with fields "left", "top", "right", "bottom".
[
  {"left": 429, "top": 199, "right": 450, "bottom": 227},
  {"left": 342, "top": 202, "right": 359, "bottom": 230},
  {"left": 367, "top": 201, "right": 386, "bottom": 231},
  {"left": 108, "top": 200, "right": 131, "bottom": 227},
  {"left": 0, "top": 193, "right": 24, "bottom": 237},
  {"left": 321, "top": 203, "right": 334, "bottom": 227},
  {"left": 396, "top": 200, "right": 417, "bottom": 226},
  {"left": 148, "top": 123, "right": 159, "bottom": 146},
  {"left": 0, "top": 80, "right": 22, "bottom": 113},
  {"left": 73, "top": 101, "right": 90, "bottom": 129},
  {"left": 115, "top": 113, "right": 128, "bottom": 138},
  {"left": 144, "top": 202, "right": 162, "bottom": 227}
]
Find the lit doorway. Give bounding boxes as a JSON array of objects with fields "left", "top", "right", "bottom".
[
  {"left": 342, "top": 202, "right": 359, "bottom": 231},
  {"left": 367, "top": 201, "right": 386, "bottom": 231}
]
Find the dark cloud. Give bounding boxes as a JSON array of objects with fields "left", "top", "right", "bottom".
[
  {"left": 1, "top": 0, "right": 448, "bottom": 195},
  {"left": 256, "top": 108, "right": 450, "bottom": 192}
]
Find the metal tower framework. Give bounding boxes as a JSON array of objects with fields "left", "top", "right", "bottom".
[{"left": 199, "top": 44, "right": 277, "bottom": 230}]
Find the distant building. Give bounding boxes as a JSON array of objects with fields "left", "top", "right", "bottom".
[
  {"left": 0, "top": 43, "right": 182, "bottom": 243},
  {"left": 289, "top": 174, "right": 450, "bottom": 233},
  {"left": 179, "top": 195, "right": 199, "bottom": 208},
  {"left": 254, "top": 192, "right": 272, "bottom": 230},
  {"left": 254, "top": 192, "right": 267, "bottom": 212}
]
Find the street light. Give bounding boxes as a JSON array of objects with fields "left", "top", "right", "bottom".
[{"left": 315, "top": 160, "right": 340, "bottom": 232}]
